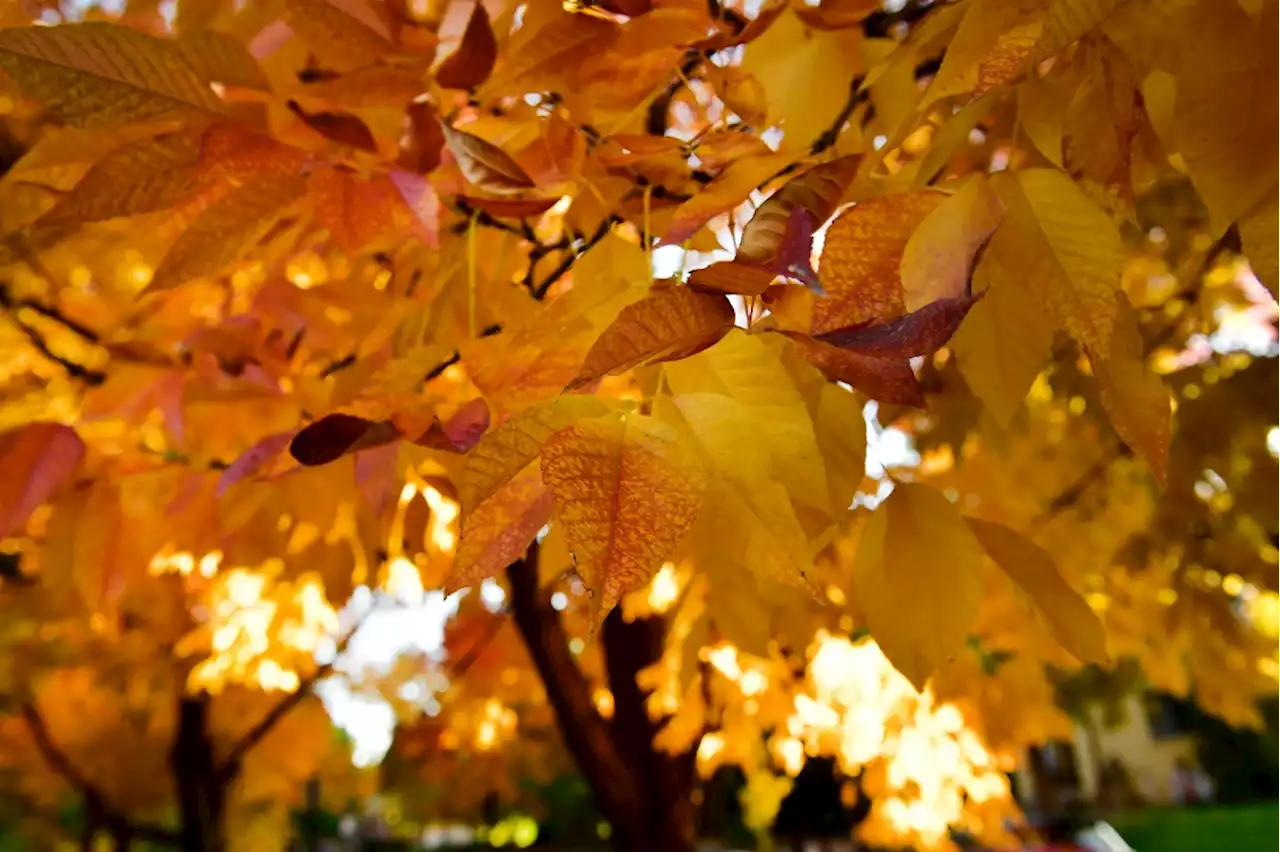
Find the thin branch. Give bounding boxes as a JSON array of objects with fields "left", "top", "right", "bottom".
[
  {"left": 218, "top": 621, "right": 362, "bottom": 783},
  {"left": 445, "top": 613, "right": 508, "bottom": 681},
  {"left": 20, "top": 702, "right": 178, "bottom": 846},
  {"left": 810, "top": 74, "right": 867, "bottom": 157},
  {"left": 531, "top": 216, "right": 619, "bottom": 300}
]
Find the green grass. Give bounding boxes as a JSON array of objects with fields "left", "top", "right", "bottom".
[{"left": 1109, "top": 804, "right": 1279, "bottom": 852}]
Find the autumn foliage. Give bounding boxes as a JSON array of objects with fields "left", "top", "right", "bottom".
[{"left": 0, "top": 0, "right": 1275, "bottom": 850}]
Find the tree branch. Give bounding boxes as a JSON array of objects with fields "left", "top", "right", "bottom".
[
  {"left": 217, "top": 621, "right": 362, "bottom": 783},
  {"left": 531, "top": 216, "right": 619, "bottom": 300},
  {"left": 20, "top": 702, "right": 178, "bottom": 846},
  {"left": 506, "top": 544, "right": 646, "bottom": 832}
]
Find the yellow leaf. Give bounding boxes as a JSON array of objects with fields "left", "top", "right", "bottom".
[
  {"left": 284, "top": 0, "right": 395, "bottom": 73},
  {"left": 150, "top": 175, "right": 308, "bottom": 291},
  {"left": 665, "top": 331, "right": 830, "bottom": 514},
  {"left": 966, "top": 518, "right": 1108, "bottom": 664},
  {"left": 993, "top": 168, "right": 1123, "bottom": 358},
  {"left": 813, "top": 382, "right": 866, "bottom": 514},
  {"left": 814, "top": 191, "right": 943, "bottom": 333},
  {"left": 736, "top": 155, "right": 862, "bottom": 267},
  {"left": 450, "top": 464, "right": 553, "bottom": 591},
  {"left": 664, "top": 392, "right": 816, "bottom": 592},
  {"left": 740, "top": 9, "right": 862, "bottom": 152},
  {"left": 568, "top": 287, "right": 737, "bottom": 390},
  {"left": 457, "top": 395, "right": 612, "bottom": 512},
  {"left": 1093, "top": 302, "right": 1171, "bottom": 488},
  {"left": 899, "top": 175, "right": 1004, "bottom": 311},
  {"left": 851, "top": 483, "right": 983, "bottom": 690},
  {"left": 0, "top": 23, "right": 223, "bottom": 127},
  {"left": 540, "top": 412, "right": 706, "bottom": 624},
  {"left": 174, "top": 30, "right": 271, "bottom": 91},
  {"left": 950, "top": 209, "right": 1057, "bottom": 425},
  {"left": 702, "top": 557, "right": 773, "bottom": 658},
  {"left": 477, "top": 10, "right": 615, "bottom": 100},
  {"left": 38, "top": 129, "right": 203, "bottom": 227}
]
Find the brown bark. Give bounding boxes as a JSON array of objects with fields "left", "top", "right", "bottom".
[
  {"left": 506, "top": 545, "right": 697, "bottom": 852},
  {"left": 172, "top": 695, "right": 226, "bottom": 852}
]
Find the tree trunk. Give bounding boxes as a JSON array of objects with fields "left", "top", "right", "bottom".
[
  {"left": 506, "top": 546, "right": 697, "bottom": 852},
  {"left": 171, "top": 694, "right": 227, "bottom": 852}
]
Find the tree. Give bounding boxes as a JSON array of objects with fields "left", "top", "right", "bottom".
[{"left": 0, "top": 0, "right": 1275, "bottom": 850}]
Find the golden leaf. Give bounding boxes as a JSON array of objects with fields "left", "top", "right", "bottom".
[
  {"left": 852, "top": 483, "right": 983, "bottom": 691},
  {"left": 1240, "top": 189, "right": 1278, "bottom": 297},
  {"left": 457, "top": 395, "right": 612, "bottom": 513},
  {"left": 1093, "top": 303, "right": 1172, "bottom": 488},
  {"left": 149, "top": 175, "right": 308, "bottom": 291},
  {"left": 950, "top": 224, "right": 1057, "bottom": 425},
  {"left": 174, "top": 30, "right": 271, "bottom": 91},
  {"left": 992, "top": 168, "right": 1123, "bottom": 358},
  {"left": 900, "top": 175, "right": 1004, "bottom": 311},
  {"left": 540, "top": 412, "right": 706, "bottom": 625},
  {"left": 284, "top": 0, "right": 395, "bottom": 73},
  {"left": 663, "top": 392, "right": 817, "bottom": 592},
  {"left": 736, "top": 155, "right": 862, "bottom": 268},
  {"left": 665, "top": 331, "right": 830, "bottom": 513},
  {"left": 568, "top": 287, "right": 737, "bottom": 390},
  {"left": 968, "top": 518, "right": 1108, "bottom": 664},
  {"left": 0, "top": 22, "right": 223, "bottom": 127}
]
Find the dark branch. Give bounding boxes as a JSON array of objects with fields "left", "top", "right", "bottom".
[
  {"left": 506, "top": 544, "right": 646, "bottom": 830},
  {"left": 218, "top": 621, "right": 362, "bottom": 783},
  {"left": 646, "top": 51, "right": 704, "bottom": 137},
  {"left": 21, "top": 702, "right": 178, "bottom": 845},
  {"left": 531, "top": 216, "right": 619, "bottom": 300},
  {"left": 811, "top": 74, "right": 867, "bottom": 156}
]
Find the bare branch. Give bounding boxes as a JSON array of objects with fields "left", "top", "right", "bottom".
[{"left": 218, "top": 621, "right": 362, "bottom": 783}]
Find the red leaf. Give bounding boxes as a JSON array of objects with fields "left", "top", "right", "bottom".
[
  {"left": 0, "top": 422, "right": 85, "bottom": 538},
  {"left": 218, "top": 431, "right": 294, "bottom": 494},
  {"left": 460, "top": 194, "right": 561, "bottom": 218},
  {"left": 814, "top": 296, "right": 980, "bottom": 359},
  {"left": 290, "top": 414, "right": 401, "bottom": 466},
  {"left": 389, "top": 169, "right": 440, "bottom": 247},
  {"left": 413, "top": 398, "right": 491, "bottom": 452},
  {"left": 286, "top": 100, "right": 378, "bottom": 152},
  {"left": 309, "top": 166, "right": 400, "bottom": 253},
  {"left": 778, "top": 332, "right": 926, "bottom": 407},
  {"left": 198, "top": 122, "right": 310, "bottom": 180},
  {"left": 435, "top": 0, "right": 498, "bottom": 90},
  {"left": 402, "top": 101, "right": 446, "bottom": 173}
]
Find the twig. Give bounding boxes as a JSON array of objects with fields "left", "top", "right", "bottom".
[
  {"left": 445, "top": 613, "right": 508, "bottom": 681},
  {"left": 20, "top": 702, "right": 178, "bottom": 845},
  {"left": 810, "top": 74, "right": 868, "bottom": 157},
  {"left": 2, "top": 313, "right": 106, "bottom": 385},
  {"left": 218, "top": 621, "right": 363, "bottom": 783},
  {"left": 531, "top": 216, "right": 619, "bottom": 300}
]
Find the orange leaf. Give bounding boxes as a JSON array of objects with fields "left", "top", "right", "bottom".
[
  {"left": 449, "top": 464, "right": 553, "bottom": 591},
  {"left": 568, "top": 287, "right": 737, "bottom": 390},
  {"left": 688, "top": 261, "right": 778, "bottom": 297},
  {"left": 663, "top": 151, "right": 792, "bottom": 246},
  {"left": 308, "top": 166, "right": 401, "bottom": 253},
  {"left": 705, "top": 66, "right": 769, "bottom": 126},
  {"left": 0, "top": 422, "right": 84, "bottom": 538},
  {"left": 197, "top": 123, "right": 311, "bottom": 180},
  {"left": 477, "top": 12, "right": 615, "bottom": 99},
  {"left": 814, "top": 191, "right": 943, "bottom": 333},
  {"left": 218, "top": 432, "right": 294, "bottom": 495},
  {"left": 441, "top": 122, "right": 537, "bottom": 196},
  {"left": 38, "top": 129, "right": 204, "bottom": 227},
  {"left": 540, "top": 413, "right": 706, "bottom": 625},
  {"left": 435, "top": 0, "right": 498, "bottom": 90},
  {"left": 401, "top": 101, "right": 446, "bottom": 173},
  {"left": 174, "top": 30, "right": 271, "bottom": 91}
]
